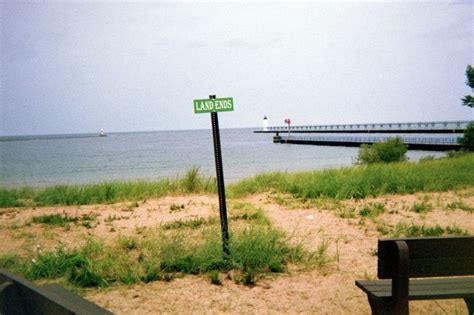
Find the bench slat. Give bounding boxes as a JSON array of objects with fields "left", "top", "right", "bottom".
[
  {"left": 378, "top": 257, "right": 474, "bottom": 278},
  {"left": 356, "top": 278, "right": 474, "bottom": 300},
  {"left": 357, "top": 278, "right": 474, "bottom": 288}
]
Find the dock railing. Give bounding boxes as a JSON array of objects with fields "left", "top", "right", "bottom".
[
  {"left": 268, "top": 120, "right": 472, "bottom": 133},
  {"left": 288, "top": 135, "right": 460, "bottom": 146}
]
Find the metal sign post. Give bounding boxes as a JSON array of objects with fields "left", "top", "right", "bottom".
[{"left": 193, "top": 95, "right": 234, "bottom": 255}]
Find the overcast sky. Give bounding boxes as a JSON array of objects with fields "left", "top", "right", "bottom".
[{"left": 1, "top": 1, "right": 473, "bottom": 136}]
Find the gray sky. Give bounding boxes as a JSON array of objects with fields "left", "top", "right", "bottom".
[{"left": 1, "top": 1, "right": 473, "bottom": 136}]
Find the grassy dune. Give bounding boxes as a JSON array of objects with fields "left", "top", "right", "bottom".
[
  {"left": 0, "top": 167, "right": 216, "bottom": 207},
  {"left": 228, "top": 153, "right": 474, "bottom": 199},
  {"left": 1, "top": 154, "right": 473, "bottom": 208}
]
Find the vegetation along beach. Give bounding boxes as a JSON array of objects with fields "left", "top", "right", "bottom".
[{"left": 1, "top": 152, "right": 473, "bottom": 314}]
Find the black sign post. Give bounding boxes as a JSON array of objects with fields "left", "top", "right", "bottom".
[{"left": 209, "top": 95, "right": 230, "bottom": 255}]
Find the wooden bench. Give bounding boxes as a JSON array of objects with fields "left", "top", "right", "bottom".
[
  {"left": 1, "top": 268, "right": 112, "bottom": 314},
  {"left": 356, "top": 236, "right": 474, "bottom": 315}
]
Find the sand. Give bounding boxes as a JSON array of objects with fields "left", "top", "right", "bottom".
[{"left": 1, "top": 189, "right": 473, "bottom": 314}]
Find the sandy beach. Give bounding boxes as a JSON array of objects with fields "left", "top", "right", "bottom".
[{"left": 1, "top": 189, "right": 473, "bottom": 314}]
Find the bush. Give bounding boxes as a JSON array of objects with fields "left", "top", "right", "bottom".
[
  {"left": 356, "top": 137, "right": 407, "bottom": 164},
  {"left": 458, "top": 122, "right": 474, "bottom": 152}
]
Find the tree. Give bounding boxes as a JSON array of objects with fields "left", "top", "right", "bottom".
[
  {"left": 356, "top": 137, "right": 408, "bottom": 164},
  {"left": 458, "top": 65, "right": 474, "bottom": 151},
  {"left": 457, "top": 122, "right": 474, "bottom": 152},
  {"left": 461, "top": 65, "right": 474, "bottom": 108}
]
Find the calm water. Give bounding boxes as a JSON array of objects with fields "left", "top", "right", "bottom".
[{"left": 0, "top": 128, "right": 448, "bottom": 187}]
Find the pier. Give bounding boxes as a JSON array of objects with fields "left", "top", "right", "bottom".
[
  {"left": 256, "top": 120, "right": 471, "bottom": 134},
  {"left": 258, "top": 120, "right": 473, "bottom": 151},
  {"left": 274, "top": 135, "right": 461, "bottom": 151}
]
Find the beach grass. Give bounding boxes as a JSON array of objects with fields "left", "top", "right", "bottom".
[
  {"left": 1, "top": 222, "right": 326, "bottom": 288},
  {"left": 0, "top": 166, "right": 216, "bottom": 208},
  {"left": 1, "top": 154, "right": 473, "bottom": 208},
  {"left": 0, "top": 207, "right": 326, "bottom": 287},
  {"left": 227, "top": 153, "right": 474, "bottom": 199},
  {"left": 388, "top": 223, "right": 469, "bottom": 237}
]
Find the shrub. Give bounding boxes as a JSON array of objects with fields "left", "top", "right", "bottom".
[
  {"left": 356, "top": 137, "right": 407, "bottom": 164},
  {"left": 446, "top": 150, "right": 466, "bottom": 158},
  {"left": 458, "top": 122, "right": 474, "bottom": 152}
]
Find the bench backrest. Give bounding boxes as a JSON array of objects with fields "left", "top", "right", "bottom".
[
  {"left": 377, "top": 236, "right": 474, "bottom": 279},
  {"left": 1, "top": 268, "right": 112, "bottom": 314}
]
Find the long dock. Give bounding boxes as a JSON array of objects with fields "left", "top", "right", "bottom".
[
  {"left": 274, "top": 135, "right": 461, "bottom": 151},
  {"left": 256, "top": 120, "right": 471, "bottom": 134}
]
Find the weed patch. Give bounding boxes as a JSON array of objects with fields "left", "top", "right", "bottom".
[
  {"left": 446, "top": 200, "right": 473, "bottom": 212},
  {"left": 161, "top": 217, "right": 217, "bottom": 230},
  {"left": 2, "top": 224, "right": 324, "bottom": 288},
  {"left": 412, "top": 201, "right": 432, "bottom": 213},
  {"left": 359, "top": 203, "right": 385, "bottom": 218},
  {"left": 169, "top": 203, "right": 185, "bottom": 212},
  {"left": 336, "top": 207, "right": 356, "bottom": 218},
  {"left": 32, "top": 214, "right": 77, "bottom": 227},
  {"left": 208, "top": 270, "right": 221, "bottom": 285},
  {"left": 391, "top": 223, "right": 469, "bottom": 237},
  {"left": 230, "top": 208, "right": 271, "bottom": 225}
]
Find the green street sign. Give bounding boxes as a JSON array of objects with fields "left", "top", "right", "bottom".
[{"left": 193, "top": 97, "right": 234, "bottom": 114}]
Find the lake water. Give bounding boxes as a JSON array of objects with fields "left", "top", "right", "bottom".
[{"left": 0, "top": 128, "right": 450, "bottom": 187}]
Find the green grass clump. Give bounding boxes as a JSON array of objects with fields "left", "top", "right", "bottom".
[
  {"left": 31, "top": 213, "right": 97, "bottom": 228},
  {"left": 32, "top": 214, "right": 77, "bottom": 227},
  {"left": 169, "top": 203, "right": 185, "bottom": 212},
  {"left": 118, "top": 236, "right": 139, "bottom": 250},
  {"left": 412, "top": 201, "right": 432, "bottom": 213},
  {"left": 208, "top": 270, "right": 221, "bottom": 285},
  {"left": 161, "top": 217, "right": 217, "bottom": 230},
  {"left": 24, "top": 241, "right": 108, "bottom": 287},
  {"left": 446, "top": 200, "right": 473, "bottom": 212},
  {"left": 336, "top": 207, "right": 356, "bottom": 218},
  {"left": 230, "top": 227, "right": 292, "bottom": 282},
  {"left": 230, "top": 208, "right": 271, "bottom": 226},
  {"left": 228, "top": 153, "right": 474, "bottom": 200},
  {"left": 26, "top": 247, "right": 99, "bottom": 285},
  {"left": 0, "top": 254, "right": 26, "bottom": 274},
  {"left": 359, "top": 203, "right": 385, "bottom": 218},
  {"left": 392, "top": 223, "right": 469, "bottom": 237}
]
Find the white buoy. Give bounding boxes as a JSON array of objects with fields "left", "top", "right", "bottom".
[{"left": 263, "top": 116, "right": 268, "bottom": 131}]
